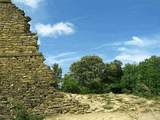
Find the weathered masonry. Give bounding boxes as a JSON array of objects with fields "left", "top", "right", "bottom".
[
  {"left": 0, "top": 0, "right": 54, "bottom": 118},
  {"left": 0, "top": 0, "right": 89, "bottom": 119}
]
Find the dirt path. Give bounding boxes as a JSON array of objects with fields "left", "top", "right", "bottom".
[{"left": 46, "top": 112, "right": 160, "bottom": 120}]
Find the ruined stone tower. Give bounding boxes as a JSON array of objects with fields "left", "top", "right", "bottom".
[
  {"left": 0, "top": 0, "right": 89, "bottom": 119},
  {"left": 0, "top": 0, "right": 54, "bottom": 117},
  {"left": 0, "top": 0, "right": 53, "bottom": 82}
]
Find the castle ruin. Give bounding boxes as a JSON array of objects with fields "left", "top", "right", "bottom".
[{"left": 0, "top": 0, "right": 89, "bottom": 119}]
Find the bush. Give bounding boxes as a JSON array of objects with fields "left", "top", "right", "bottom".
[
  {"left": 62, "top": 75, "right": 80, "bottom": 93},
  {"left": 87, "top": 79, "right": 106, "bottom": 93},
  {"left": 79, "top": 87, "right": 91, "bottom": 94},
  {"left": 109, "top": 83, "right": 123, "bottom": 94},
  {"left": 14, "top": 103, "right": 43, "bottom": 120},
  {"left": 62, "top": 76, "right": 107, "bottom": 94}
]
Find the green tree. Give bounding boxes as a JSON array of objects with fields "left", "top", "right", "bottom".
[
  {"left": 136, "top": 56, "right": 160, "bottom": 96},
  {"left": 121, "top": 56, "right": 160, "bottom": 96},
  {"left": 62, "top": 74, "right": 80, "bottom": 93},
  {"left": 103, "top": 60, "right": 123, "bottom": 84},
  {"left": 52, "top": 63, "right": 62, "bottom": 88},
  {"left": 62, "top": 56, "right": 124, "bottom": 94},
  {"left": 111, "top": 60, "right": 123, "bottom": 81},
  {"left": 70, "top": 56, "right": 105, "bottom": 87},
  {"left": 121, "top": 64, "right": 138, "bottom": 93}
]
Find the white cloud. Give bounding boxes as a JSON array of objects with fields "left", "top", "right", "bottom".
[
  {"left": 46, "top": 56, "right": 79, "bottom": 65},
  {"left": 117, "top": 47, "right": 142, "bottom": 54},
  {"left": 124, "top": 36, "right": 144, "bottom": 47},
  {"left": 117, "top": 47, "right": 127, "bottom": 52},
  {"left": 95, "top": 35, "right": 160, "bottom": 50},
  {"left": 115, "top": 53, "right": 150, "bottom": 64},
  {"left": 124, "top": 36, "right": 160, "bottom": 48},
  {"left": 114, "top": 35, "right": 160, "bottom": 64},
  {"left": 13, "top": 0, "right": 44, "bottom": 8},
  {"left": 45, "top": 52, "right": 78, "bottom": 65},
  {"left": 94, "top": 42, "right": 122, "bottom": 50},
  {"left": 35, "top": 22, "right": 75, "bottom": 38},
  {"left": 94, "top": 35, "right": 160, "bottom": 64},
  {"left": 50, "top": 52, "right": 76, "bottom": 59}
]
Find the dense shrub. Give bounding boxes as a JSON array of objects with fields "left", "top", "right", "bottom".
[
  {"left": 62, "top": 75, "right": 80, "bottom": 93},
  {"left": 14, "top": 103, "right": 43, "bottom": 120}
]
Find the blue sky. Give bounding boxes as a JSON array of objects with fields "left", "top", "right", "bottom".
[{"left": 13, "top": 0, "right": 160, "bottom": 74}]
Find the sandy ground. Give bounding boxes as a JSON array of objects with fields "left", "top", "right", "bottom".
[
  {"left": 46, "top": 112, "right": 160, "bottom": 120},
  {"left": 65, "top": 93, "right": 160, "bottom": 113},
  {"left": 45, "top": 93, "right": 160, "bottom": 120}
]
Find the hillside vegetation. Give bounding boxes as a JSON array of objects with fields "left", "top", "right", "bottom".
[{"left": 53, "top": 55, "right": 160, "bottom": 97}]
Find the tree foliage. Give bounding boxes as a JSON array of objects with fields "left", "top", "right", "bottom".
[
  {"left": 121, "top": 56, "right": 160, "bottom": 96},
  {"left": 62, "top": 56, "right": 123, "bottom": 94},
  {"left": 55, "top": 55, "right": 160, "bottom": 97},
  {"left": 70, "top": 56, "right": 105, "bottom": 87},
  {"left": 62, "top": 74, "right": 80, "bottom": 93},
  {"left": 136, "top": 56, "right": 160, "bottom": 96},
  {"left": 52, "top": 63, "right": 62, "bottom": 88},
  {"left": 121, "top": 64, "right": 138, "bottom": 93},
  {"left": 102, "top": 60, "right": 123, "bottom": 84}
]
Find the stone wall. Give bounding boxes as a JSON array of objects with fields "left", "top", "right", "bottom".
[
  {"left": 0, "top": 0, "right": 53, "bottom": 97},
  {"left": 0, "top": 1, "right": 89, "bottom": 119},
  {"left": 0, "top": 0, "right": 53, "bottom": 119}
]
